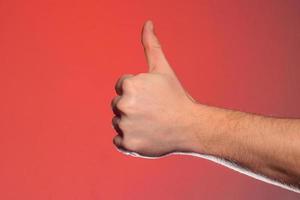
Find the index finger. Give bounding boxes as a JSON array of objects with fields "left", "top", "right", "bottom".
[{"left": 115, "top": 74, "right": 134, "bottom": 95}]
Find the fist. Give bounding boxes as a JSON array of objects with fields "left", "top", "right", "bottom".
[{"left": 111, "top": 20, "right": 198, "bottom": 158}]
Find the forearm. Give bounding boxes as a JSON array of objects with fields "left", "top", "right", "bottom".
[
  {"left": 188, "top": 103, "right": 300, "bottom": 188},
  {"left": 112, "top": 20, "right": 300, "bottom": 192}
]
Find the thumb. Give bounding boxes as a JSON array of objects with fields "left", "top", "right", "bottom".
[{"left": 142, "top": 20, "right": 174, "bottom": 74}]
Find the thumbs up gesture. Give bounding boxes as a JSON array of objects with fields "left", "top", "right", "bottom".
[{"left": 111, "top": 20, "right": 200, "bottom": 157}]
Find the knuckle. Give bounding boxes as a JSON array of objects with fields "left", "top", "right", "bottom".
[
  {"left": 111, "top": 96, "right": 119, "bottom": 108},
  {"left": 111, "top": 116, "right": 120, "bottom": 126},
  {"left": 111, "top": 96, "right": 123, "bottom": 116},
  {"left": 118, "top": 119, "right": 128, "bottom": 132},
  {"left": 115, "top": 74, "right": 134, "bottom": 95},
  {"left": 116, "top": 99, "right": 128, "bottom": 112},
  {"left": 116, "top": 98, "right": 135, "bottom": 114},
  {"left": 145, "top": 40, "right": 161, "bottom": 50},
  {"left": 152, "top": 43, "right": 162, "bottom": 50},
  {"left": 123, "top": 139, "right": 141, "bottom": 152},
  {"left": 112, "top": 117, "right": 123, "bottom": 136},
  {"left": 113, "top": 135, "right": 123, "bottom": 147},
  {"left": 122, "top": 78, "right": 134, "bottom": 91},
  {"left": 135, "top": 72, "right": 148, "bottom": 79}
]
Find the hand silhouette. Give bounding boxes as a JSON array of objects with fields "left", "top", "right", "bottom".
[{"left": 111, "top": 20, "right": 199, "bottom": 157}]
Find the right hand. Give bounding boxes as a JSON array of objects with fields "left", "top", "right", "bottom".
[{"left": 111, "top": 20, "right": 201, "bottom": 158}]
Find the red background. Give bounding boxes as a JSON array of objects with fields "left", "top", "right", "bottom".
[{"left": 1, "top": 0, "right": 300, "bottom": 199}]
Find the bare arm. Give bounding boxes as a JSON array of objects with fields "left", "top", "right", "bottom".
[
  {"left": 185, "top": 104, "right": 300, "bottom": 190},
  {"left": 111, "top": 20, "right": 300, "bottom": 192}
]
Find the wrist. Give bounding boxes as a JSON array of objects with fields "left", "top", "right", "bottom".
[{"left": 182, "top": 103, "right": 232, "bottom": 156}]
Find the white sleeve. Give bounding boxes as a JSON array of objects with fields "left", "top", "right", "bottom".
[{"left": 116, "top": 147, "right": 300, "bottom": 193}]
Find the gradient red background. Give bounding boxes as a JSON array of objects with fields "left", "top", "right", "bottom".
[{"left": 0, "top": 0, "right": 300, "bottom": 199}]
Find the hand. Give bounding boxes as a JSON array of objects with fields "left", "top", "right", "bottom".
[
  {"left": 110, "top": 21, "right": 300, "bottom": 192},
  {"left": 111, "top": 20, "right": 200, "bottom": 157}
]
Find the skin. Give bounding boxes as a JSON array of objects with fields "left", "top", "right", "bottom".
[{"left": 111, "top": 20, "right": 300, "bottom": 191}]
